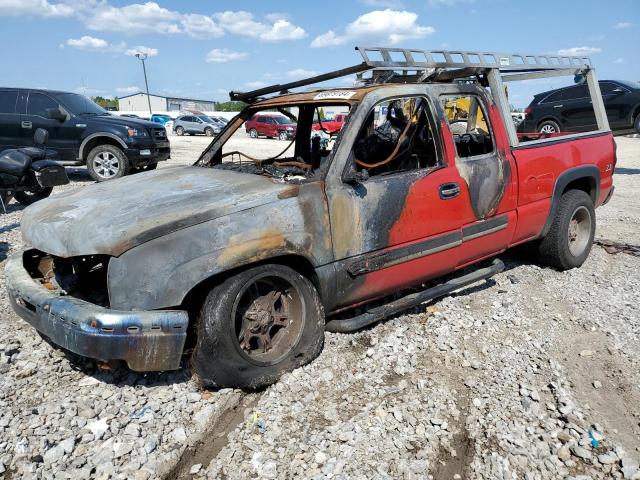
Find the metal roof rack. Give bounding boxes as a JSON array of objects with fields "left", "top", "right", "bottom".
[
  {"left": 229, "top": 46, "right": 593, "bottom": 103},
  {"left": 229, "top": 46, "right": 608, "bottom": 147}
]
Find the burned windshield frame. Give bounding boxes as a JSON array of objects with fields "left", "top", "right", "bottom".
[{"left": 197, "top": 100, "right": 354, "bottom": 179}]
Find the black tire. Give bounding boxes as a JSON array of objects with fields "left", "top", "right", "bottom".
[
  {"left": 205, "top": 127, "right": 214, "bottom": 137},
  {"left": 249, "top": 128, "right": 258, "bottom": 139},
  {"left": 537, "top": 190, "right": 595, "bottom": 270},
  {"left": 14, "top": 187, "right": 53, "bottom": 206},
  {"left": 634, "top": 112, "right": 640, "bottom": 134},
  {"left": 86, "top": 145, "right": 129, "bottom": 182},
  {"left": 176, "top": 126, "right": 185, "bottom": 136},
  {"left": 538, "top": 120, "right": 561, "bottom": 134},
  {"left": 193, "top": 264, "right": 325, "bottom": 389}
]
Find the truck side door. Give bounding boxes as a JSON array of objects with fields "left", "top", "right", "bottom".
[
  {"left": 325, "top": 93, "right": 470, "bottom": 308},
  {"left": 435, "top": 91, "right": 518, "bottom": 267},
  {"left": 23, "top": 91, "right": 78, "bottom": 161},
  {"left": 0, "top": 89, "right": 21, "bottom": 151}
]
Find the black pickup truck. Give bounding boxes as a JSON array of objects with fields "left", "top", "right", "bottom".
[{"left": 0, "top": 88, "right": 170, "bottom": 181}]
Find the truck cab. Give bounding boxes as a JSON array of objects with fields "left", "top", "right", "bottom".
[{"left": 6, "top": 47, "right": 615, "bottom": 389}]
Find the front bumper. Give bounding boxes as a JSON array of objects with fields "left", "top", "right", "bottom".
[{"left": 5, "top": 252, "right": 188, "bottom": 371}]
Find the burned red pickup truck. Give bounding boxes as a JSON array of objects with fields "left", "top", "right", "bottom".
[{"left": 6, "top": 48, "right": 615, "bottom": 388}]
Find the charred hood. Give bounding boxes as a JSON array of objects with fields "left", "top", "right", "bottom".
[{"left": 21, "top": 167, "right": 296, "bottom": 257}]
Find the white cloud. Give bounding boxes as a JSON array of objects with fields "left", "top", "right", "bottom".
[
  {"left": 115, "top": 86, "right": 141, "bottom": 95},
  {"left": 0, "top": 0, "right": 75, "bottom": 17},
  {"left": 613, "top": 57, "right": 624, "bottom": 64},
  {"left": 124, "top": 45, "right": 158, "bottom": 57},
  {"left": 286, "top": 69, "right": 318, "bottom": 78},
  {"left": 613, "top": 22, "right": 632, "bottom": 29},
  {"left": 181, "top": 13, "right": 224, "bottom": 39},
  {"left": 557, "top": 47, "right": 601, "bottom": 56},
  {"left": 65, "top": 35, "right": 157, "bottom": 58},
  {"left": 85, "top": 2, "right": 181, "bottom": 35},
  {"left": 205, "top": 49, "right": 247, "bottom": 63},
  {"left": 214, "top": 11, "right": 306, "bottom": 41},
  {"left": 311, "top": 10, "right": 435, "bottom": 48}
]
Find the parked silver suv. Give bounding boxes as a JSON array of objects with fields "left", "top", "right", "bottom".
[{"left": 173, "top": 115, "right": 223, "bottom": 137}]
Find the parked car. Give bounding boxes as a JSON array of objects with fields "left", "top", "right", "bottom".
[
  {"left": 0, "top": 88, "right": 170, "bottom": 181},
  {"left": 312, "top": 113, "right": 347, "bottom": 135},
  {"left": 150, "top": 114, "right": 173, "bottom": 126},
  {"left": 245, "top": 113, "right": 297, "bottom": 140},
  {"left": 173, "top": 115, "right": 222, "bottom": 136},
  {"left": 518, "top": 80, "right": 640, "bottom": 134},
  {"left": 5, "top": 49, "right": 615, "bottom": 390}
]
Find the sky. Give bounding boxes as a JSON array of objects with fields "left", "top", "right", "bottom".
[{"left": 0, "top": 0, "right": 638, "bottom": 108}]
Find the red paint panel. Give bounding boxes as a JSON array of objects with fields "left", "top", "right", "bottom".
[{"left": 458, "top": 211, "right": 517, "bottom": 266}]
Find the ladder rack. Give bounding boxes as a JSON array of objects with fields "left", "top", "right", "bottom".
[
  {"left": 356, "top": 46, "right": 592, "bottom": 72},
  {"left": 228, "top": 45, "right": 607, "bottom": 147},
  {"left": 229, "top": 46, "right": 593, "bottom": 103}
]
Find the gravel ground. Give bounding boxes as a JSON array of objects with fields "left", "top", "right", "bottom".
[{"left": 0, "top": 134, "right": 638, "bottom": 479}]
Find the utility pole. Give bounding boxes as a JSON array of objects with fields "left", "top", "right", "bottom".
[{"left": 135, "top": 53, "right": 152, "bottom": 116}]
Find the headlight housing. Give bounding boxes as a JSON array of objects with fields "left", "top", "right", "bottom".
[{"left": 126, "top": 127, "right": 148, "bottom": 138}]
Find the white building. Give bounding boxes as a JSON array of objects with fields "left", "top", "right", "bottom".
[{"left": 117, "top": 92, "right": 216, "bottom": 113}]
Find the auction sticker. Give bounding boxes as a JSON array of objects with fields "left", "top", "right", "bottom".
[{"left": 314, "top": 90, "right": 357, "bottom": 100}]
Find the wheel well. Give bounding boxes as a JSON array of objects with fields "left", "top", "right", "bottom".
[
  {"left": 180, "top": 254, "right": 321, "bottom": 348},
  {"left": 537, "top": 117, "right": 560, "bottom": 129},
  {"left": 563, "top": 176, "right": 597, "bottom": 204},
  {"left": 82, "top": 136, "right": 124, "bottom": 162}
]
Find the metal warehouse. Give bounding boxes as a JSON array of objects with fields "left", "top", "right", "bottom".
[{"left": 117, "top": 92, "right": 216, "bottom": 112}]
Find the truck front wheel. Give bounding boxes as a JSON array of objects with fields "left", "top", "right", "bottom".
[
  {"left": 86, "top": 145, "right": 129, "bottom": 182},
  {"left": 537, "top": 190, "right": 595, "bottom": 270},
  {"left": 193, "top": 264, "right": 325, "bottom": 389}
]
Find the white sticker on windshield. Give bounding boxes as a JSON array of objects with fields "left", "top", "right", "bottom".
[{"left": 313, "top": 90, "right": 357, "bottom": 100}]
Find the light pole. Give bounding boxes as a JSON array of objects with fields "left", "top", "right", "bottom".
[{"left": 135, "top": 52, "right": 152, "bottom": 116}]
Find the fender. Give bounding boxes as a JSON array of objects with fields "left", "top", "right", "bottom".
[
  {"left": 77, "top": 133, "right": 128, "bottom": 161},
  {"left": 539, "top": 165, "right": 600, "bottom": 238}
]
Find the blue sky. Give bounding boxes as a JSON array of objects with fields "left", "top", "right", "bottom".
[{"left": 0, "top": 0, "right": 638, "bottom": 107}]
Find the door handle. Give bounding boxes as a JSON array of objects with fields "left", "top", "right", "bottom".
[
  {"left": 21, "top": 121, "right": 32, "bottom": 129},
  {"left": 439, "top": 182, "right": 460, "bottom": 200},
  {"left": 553, "top": 104, "right": 564, "bottom": 108}
]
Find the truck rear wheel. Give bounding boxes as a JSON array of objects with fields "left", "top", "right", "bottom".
[
  {"left": 537, "top": 190, "right": 595, "bottom": 270},
  {"left": 193, "top": 264, "right": 325, "bottom": 389},
  {"left": 86, "top": 145, "right": 129, "bottom": 182}
]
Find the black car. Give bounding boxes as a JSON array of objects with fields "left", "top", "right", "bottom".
[
  {"left": 518, "top": 80, "right": 640, "bottom": 135},
  {"left": 0, "top": 88, "right": 170, "bottom": 181}
]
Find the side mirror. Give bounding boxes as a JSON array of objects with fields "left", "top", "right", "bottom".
[
  {"left": 33, "top": 128, "right": 49, "bottom": 146},
  {"left": 46, "top": 107, "right": 67, "bottom": 122}
]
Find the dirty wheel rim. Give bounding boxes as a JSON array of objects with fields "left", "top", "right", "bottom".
[
  {"left": 92, "top": 151, "right": 120, "bottom": 179},
  {"left": 540, "top": 123, "right": 557, "bottom": 134},
  {"left": 205, "top": 128, "right": 213, "bottom": 137},
  {"left": 176, "top": 127, "right": 184, "bottom": 135},
  {"left": 249, "top": 129, "right": 257, "bottom": 138},
  {"left": 279, "top": 131, "right": 288, "bottom": 141},
  {"left": 233, "top": 274, "right": 305, "bottom": 365},
  {"left": 567, "top": 205, "right": 591, "bottom": 256}
]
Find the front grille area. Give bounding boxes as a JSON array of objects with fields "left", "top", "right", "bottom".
[
  {"left": 23, "top": 249, "right": 111, "bottom": 307},
  {"left": 152, "top": 128, "right": 167, "bottom": 140}
]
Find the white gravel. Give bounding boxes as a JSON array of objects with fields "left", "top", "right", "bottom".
[{"left": 0, "top": 135, "right": 638, "bottom": 479}]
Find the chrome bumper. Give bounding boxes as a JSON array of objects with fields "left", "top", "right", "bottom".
[{"left": 5, "top": 252, "right": 188, "bottom": 371}]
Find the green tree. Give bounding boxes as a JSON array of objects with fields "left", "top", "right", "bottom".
[
  {"left": 215, "top": 101, "right": 248, "bottom": 112},
  {"left": 91, "top": 96, "right": 118, "bottom": 109}
]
